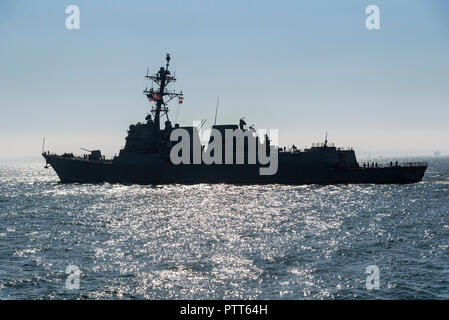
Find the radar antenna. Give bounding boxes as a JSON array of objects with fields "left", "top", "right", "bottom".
[
  {"left": 143, "top": 53, "right": 184, "bottom": 135},
  {"left": 166, "top": 53, "right": 171, "bottom": 69}
]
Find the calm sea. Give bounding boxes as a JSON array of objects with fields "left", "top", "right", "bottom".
[{"left": 0, "top": 157, "right": 448, "bottom": 299}]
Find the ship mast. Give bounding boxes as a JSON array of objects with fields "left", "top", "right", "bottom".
[{"left": 143, "top": 54, "right": 183, "bottom": 136}]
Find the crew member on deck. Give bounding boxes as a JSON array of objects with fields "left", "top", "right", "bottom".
[
  {"left": 239, "top": 117, "right": 246, "bottom": 130},
  {"left": 145, "top": 114, "right": 153, "bottom": 126}
]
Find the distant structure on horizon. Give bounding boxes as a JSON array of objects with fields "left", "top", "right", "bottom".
[{"left": 434, "top": 151, "right": 441, "bottom": 157}]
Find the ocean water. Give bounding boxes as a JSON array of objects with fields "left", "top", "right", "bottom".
[{"left": 0, "top": 157, "right": 448, "bottom": 299}]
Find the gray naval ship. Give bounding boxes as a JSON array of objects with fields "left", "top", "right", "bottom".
[{"left": 42, "top": 54, "right": 427, "bottom": 184}]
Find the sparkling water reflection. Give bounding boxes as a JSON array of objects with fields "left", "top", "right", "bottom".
[{"left": 0, "top": 158, "right": 448, "bottom": 299}]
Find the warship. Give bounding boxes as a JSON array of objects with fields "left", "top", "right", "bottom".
[{"left": 42, "top": 54, "right": 427, "bottom": 184}]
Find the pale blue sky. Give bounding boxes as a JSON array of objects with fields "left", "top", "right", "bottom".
[{"left": 1, "top": 0, "right": 448, "bottom": 159}]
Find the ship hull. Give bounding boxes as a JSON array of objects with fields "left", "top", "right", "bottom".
[{"left": 43, "top": 154, "right": 426, "bottom": 185}]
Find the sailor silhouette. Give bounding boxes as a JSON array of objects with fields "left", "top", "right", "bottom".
[
  {"left": 145, "top": 114, "right": 153, "bottom": 125},
  {"left": 239, "top": 117, "right": 246, "bottom": 130},
  {"left": 164, "top": 120, "right": 172, "bottom": 131}
]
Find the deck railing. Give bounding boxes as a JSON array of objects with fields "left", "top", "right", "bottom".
[
  {"left": 311, "top": 142, "right": 335, "bottom": 148},
  {"left": 360, "top": 161, "right": 427, "bottom": 168}
]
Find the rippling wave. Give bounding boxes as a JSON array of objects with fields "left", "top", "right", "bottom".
[{"left": 0, "top": 157, "right": 448, "bottom": 299}]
